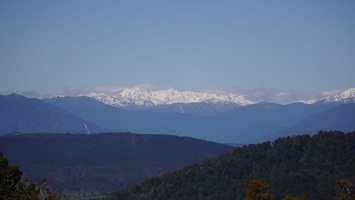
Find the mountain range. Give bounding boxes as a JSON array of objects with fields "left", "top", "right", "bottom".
[
  {"left": 44, "top": 96, "right": 343, "bottom": 143},
  {"left": 80, "top": 87, "right": 355, "bottom": 116},
  {"left": 44, "top": 88, "right": 355, "bottom": 143},
  {"left": 84, "top": 87, "right": 254, "bottom": 116},
  {"left": 87, "top": 87, "right": 254, "bottom": 107},
  {"left": 1, "top": 88, "right": 355, "bottom": 144}
]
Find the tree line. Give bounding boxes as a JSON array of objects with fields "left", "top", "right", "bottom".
[{"left": 107, "top": 130, "right": 355, "bottom": 199}]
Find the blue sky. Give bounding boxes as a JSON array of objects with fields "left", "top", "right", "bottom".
[{"left": 1, "top": 1, "right": 354, "bottom": 98}]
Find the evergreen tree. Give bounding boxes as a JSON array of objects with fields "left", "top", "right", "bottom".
[
  {"left": 0, "top": 152, "right": 66, "bottom": 200},
  {"left": 0, "top": 152, "right": 38, "bottom": 199}
]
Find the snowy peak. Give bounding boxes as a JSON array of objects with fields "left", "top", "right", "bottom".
[
  {"left": 323, "top": 88, "right": 355, "bottom": 103},
  {"left": 87, "top": 87, "right": 255, "bottom": 107}
]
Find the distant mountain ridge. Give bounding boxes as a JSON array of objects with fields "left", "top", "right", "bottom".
[
  {"left": 44, "top": 96, "right": 338, "bottom": 144},
  {"left": 263, "top": 103, "right": 355, "bottom": 142},
  {"left": 86, "top": 87, "right": 255, "bottom": 107},
  {"left": 84, "top": 87, "right": 355, "bottom": 105},
  {"left": 66, "top": 87, "right": 255, "bottom": 116},
  {"left": 1, "top": 87, "right": 354, "bottom": 143},
  {"left": 73, "top": 87, "right": 355, "bottom": 115},
  {"left": 0, "top": 93, "right": 102, "bottom": 135}
]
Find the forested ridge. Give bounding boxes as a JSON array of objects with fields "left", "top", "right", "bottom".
[
  {"left": 0, "top": 132, "right": 232, "bottom": 193},
  {"left": 107, "top": 130, "right": 355, "bottom": 200}
]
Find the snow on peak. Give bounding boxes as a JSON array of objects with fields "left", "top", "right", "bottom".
[
  {"left": 297, "top": 99, "right": 317, "bottom": 104},
  {"left": 87, "top": 87, "right": 255, "bottom": 107},
  {"left": 323, "top": 88, "right": 355, "bottom": 103}
]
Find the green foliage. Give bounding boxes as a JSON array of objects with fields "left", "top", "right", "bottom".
[
  {"left": 106, "top": 131, "right": 355, "bottom": 200},
  {"left": 0, "top": 152, "right": 38, "bottom": 199},
  {"left": 245, "top": 179, "right": 274, "bottom": 200},
  {"left": 0, "top": 152, "right": 66, "bottom": 200}
]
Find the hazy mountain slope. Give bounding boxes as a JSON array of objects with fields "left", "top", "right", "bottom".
[
  {"left": 0, "top": 94, "right": 102, "bottom": 135},
  {"left": 107, "top": 131, "right": 355, "bottom": 200},
  {"left": 220, "top": 102, "right": 337, "bottom": 122},
  {"left": 44, "top": 96, "right": 207, "bottom": 134},
  {"left": 45, "top": 97, "right": 338, "bottom": 143},
  {"left": 215, "top": 102, "right": 337, "bottom": 141},
  {"left": 44, "top": 96, "right": 130, "bottom": 131},
  {"left": 117, "top": 102, "right": 241, "bottom": 116},
  {"left": 0, "top": 132, "right": 233, "bottom": 192},
  {"left": 44, "top": 96, "right": 241, "bottom": 142},
  {"left": 264, "top": 103, "right": 355, "bottom": 141}
]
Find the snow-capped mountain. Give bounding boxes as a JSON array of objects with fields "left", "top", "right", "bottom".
[
  {"left": 86, "top": 87, "right": 255, "bottom": 108},
  {"left": 322, "top": 88, "right": 355, "bottom": 103},
  {"left": 296, "top": 99, "right": 318, "bottom": 105}
]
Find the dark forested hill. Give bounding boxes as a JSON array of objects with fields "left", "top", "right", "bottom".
[
  {"left": 0, "top": 132, "right": 233, "bottom": 193},
  {"left": 107, "top": 131, "right": 355, "bottom": 200},
  {"left": 0, "top": 94, "right": 102, "bottom": 135}
]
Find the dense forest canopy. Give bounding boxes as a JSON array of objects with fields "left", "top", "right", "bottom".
[{"left": 107, "top": 131, "right": 355, "bottom": 200}]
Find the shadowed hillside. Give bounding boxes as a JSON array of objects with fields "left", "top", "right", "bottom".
[
  {"left": 107, "top": 131, "right": 355, "bottom": 200},
  {"left": 0, "top": 132, "right": 233, "bottom": 193}
]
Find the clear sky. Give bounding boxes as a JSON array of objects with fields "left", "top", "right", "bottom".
[{"left": 1, "top": 1, "right": 354, "bottom": 98}]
